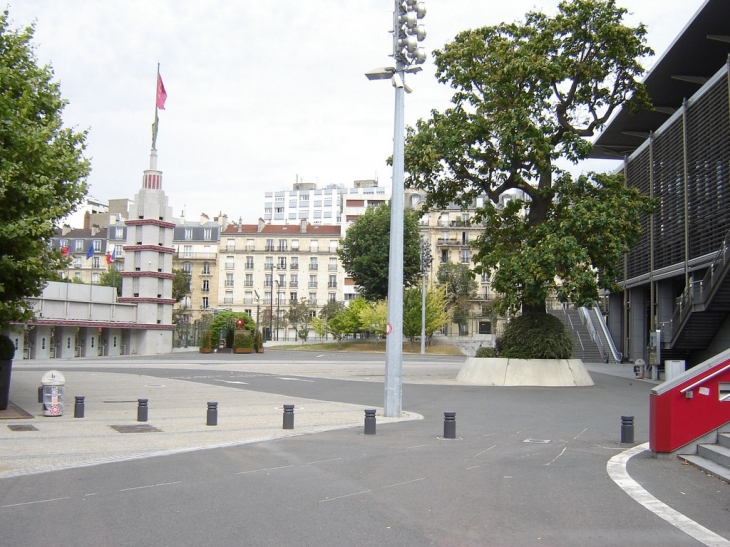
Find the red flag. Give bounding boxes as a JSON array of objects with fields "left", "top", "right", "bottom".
[
  {"left": 156, "top": 73, "right": 167, "bottom": 110},
  {"left": 106, "top": 253, "right": 113, "bottom": 265},
  {"left": 60, "top": 246, "right": 69, "bottom": 257}
]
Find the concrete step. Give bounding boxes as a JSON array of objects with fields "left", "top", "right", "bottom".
[
  {"left": 698, "top": 442, "right": 730, "bottom": 468},
  {"left": 719, "top": 433, "right": 730, "bottom": 450},
  {"left": 679, "top": 454, "right": 730, "bottom": 484}
]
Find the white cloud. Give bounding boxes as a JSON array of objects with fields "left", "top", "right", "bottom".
[{"left": 7, "top": 0, "right": 705, "bottom": 222}]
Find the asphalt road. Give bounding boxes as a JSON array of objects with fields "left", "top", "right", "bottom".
[{"left": 1, "top": 351, "right": 728, "bottom": 546}]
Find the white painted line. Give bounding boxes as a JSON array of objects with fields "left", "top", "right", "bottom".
[
  {"left": 277, "top": 377, "right": 315, "bottom": 382},
  {"left": 545, "top": 445, "right": 567, "bottom": 466},
  {"left": 215, "top": 380, "right": 249, "bottom": 385},
  {"left": 119, "top": 484, "right": 156, "bottom": 492},
  {"left": 320, "top": 490, "right": 372, "bottom": 503},
  {"left": 607, "top": 442, "right": 730, "bottom": 547},
  {"left": 235, "top": 465, "right": 295, "bottom": 475},
  {"left": 2, "top": 496, "right": 70, "bottom": 508},
  {"left": 466, "top": 445, "right": 496, "bottom": 460},
  {"left": 406, "top": 444, "right": 428, "bottom": 449},
  {"left": 307, "top": 458, "right": 342, "bottom": 465},
  {"left": 466, "top": 465, "right": 481, "bottom": 470},
  {"left": 155, "top": 481, "right": 181, "bottom": 487},
  {"left": 380, "top": 477, "right": 426, "bottom": 489},
  {"left": 574, "top": 428, "right": 588, "bottom": 440}
]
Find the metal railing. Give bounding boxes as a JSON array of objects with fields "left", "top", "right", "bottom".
[{"left": 579, "top": 307, "right": 609, "bottom": 363}]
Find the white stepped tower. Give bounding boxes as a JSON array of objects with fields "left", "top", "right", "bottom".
[{"left": 118, "top": 148, "right": 175, "bottom": 354}]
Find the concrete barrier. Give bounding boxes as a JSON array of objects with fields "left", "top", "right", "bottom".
[{"left": 456, "top": 358, "right": 594, "bottom": 387}]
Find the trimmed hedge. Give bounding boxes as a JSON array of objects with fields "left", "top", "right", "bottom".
[{"left": 496, "top": 312, "right": 573, "bottom": 359}]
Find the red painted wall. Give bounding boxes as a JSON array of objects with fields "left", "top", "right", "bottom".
[{"left": 650, "top": 356, "right": 730, "bottom": 453}]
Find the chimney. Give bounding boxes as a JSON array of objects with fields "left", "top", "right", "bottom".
[
  {"left": 300, "top": 219, "right": 307, "bottom": 233},
  {"left": 83, "top": 211, "right": 91, "bottom": 230},
  {"left": 61, "top": 224, "right": 72, "bottom": 236},
  {"left": 200, "top": 212, "right": 209, "bottom": 225}
]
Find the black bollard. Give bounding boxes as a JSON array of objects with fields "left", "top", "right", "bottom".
[
  {"left": 207, "top": 401, "right": 218, "bottom": 426},
  {"left": 74, "top": 396, "right": 85, "bottom": 418},
  {"left": 283, "top": 404, "right": 295, "bottom": 429},
  {"left": 137, "top": 399, "right": 148, "bottom": 422},
  {"left": 621, "top": 415, "right": 634, "bottom": 444},
  {"left": 444, "top": 411, "right": 456, "bottom": 439},
  {"left": 364, "top": 409, "right": 376, "bottom": 435}
]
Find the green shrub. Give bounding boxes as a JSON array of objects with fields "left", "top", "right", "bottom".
[
  {"left": 0, "top": 334, "right": 15, "bottom": 360},
  {"left": 475, "top": 347, "right": 496, "bottom": 358},
  {"left": 233, "top": 330, "right": 254, "bottom": 349},
  {"left": 253, "top": 330, "right": 263, "bottom": 352},
  {"left": 200, "top": 330, "right": 212, "bottom": 351},
  {"left": 497, "top": 312, "right": 573, "bottom": 359}
]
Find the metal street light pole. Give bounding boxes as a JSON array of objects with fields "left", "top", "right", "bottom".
[
  {"left": 366, "top": 0, "right": 426, "bottom": 417},
  {"left": 274, "top": 279, "right": 280, "bottom": 341},
  {"left": 420, "top": 238, "right": 431, "bottom": 354}
]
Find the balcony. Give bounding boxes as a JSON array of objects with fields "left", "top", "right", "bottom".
[
  {"left": 223, "top": 298, "right": 234, "bottom": 304},
  {"left": 225, "top": 263, "right": 235, "bottom": 270},
  {"left": 265, "top": 245, "right": 274, "bottom": 252},
  {"left": 328, "top": 282, "right": 337, "bottom": 289},
  {"left": 175, "top": 251, "right": 217, "bottom": 260},
  {"left": 328, "top": 265, "right": 338, "bottom": 271},
  {"left": 278, "top": 246, "right": 287, "bottom": 253},
  {"left": 225, "top": 246, "right": 235, "bottom": 252},
  {"left": 309, "top": 264, "right": 318, "bottom": 271},
  {"left": 308, "top": 282, "right": 318, "bottom": 289},
  {"left": 290, "top": 281, "right": 298, "bottom": 288},
  {"left": 246, "top": 245, "right": 255, "bottom": 251},
  {"left": 244, "top": 281, "right": 254, "bottom": 287},
  {"left": 264, "top": 264, "right": 273, "bottom": 270},
  {"left": 290, "top": 263, "right": 299, "bottom": 269},
  {"left": 224, "top": 281, "right": 234, "bottom": 287}
]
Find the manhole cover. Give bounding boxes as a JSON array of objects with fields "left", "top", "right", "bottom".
[
  {"left": 8, "top": 424, "right": 39, "bottom": 432},
  {"left": 110, "top": 424, "right": 161, "bottom": 434}
]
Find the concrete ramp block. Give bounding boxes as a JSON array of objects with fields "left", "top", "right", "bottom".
[{"left": 457, "top": 358, "right": 594, "bottom": 387}]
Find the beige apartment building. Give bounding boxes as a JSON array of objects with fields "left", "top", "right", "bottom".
[{"left": 218, "top": 218, "right": 344, "bottom": 340}]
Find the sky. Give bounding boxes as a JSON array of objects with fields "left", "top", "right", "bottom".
[{"left": 7, "top": 0, "right": 707, "bottom": 224}]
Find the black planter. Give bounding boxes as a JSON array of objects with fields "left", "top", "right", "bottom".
[{"left": 0, "top": 359, "right": 12, "bottom": 411}]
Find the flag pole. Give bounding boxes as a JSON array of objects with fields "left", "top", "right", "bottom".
[{"left": 151, "top": 63, "right": 160, "bottom": 151}]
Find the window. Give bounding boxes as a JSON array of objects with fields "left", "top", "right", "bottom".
[
  {"left": 183, "top": 245, "right": 193, "bottom": 258},
  {"left": 265, "top": 273, "right": 272, "bottom": 287},
  {"left": 115, "top": 227, "right": 123, "bottom": 239},
  {"left": 461, "top": 250, "right": 470, "bottom": 264},
  {"left": 290, "top": 292, "right": 298, "bottom": 303},
  {"left": 264, "top": 257, "right": 273, "bottom": 270},
  {"left": 290, "top": 274, "right": 298, "bottom": 287},
  {"left": 246, "top": 256, "right": 254, "bottom": 269},
  {"left": 329, "top": 257, "right": 337, "bottom": 271},
  {"left": 226, "top": 239, "right": 235, "bottom": 252},
  {"left": 309, "top": 275, "right": 317, "bottom": 288},
  {"left": 310, "top": 240, "right": 319, "bottom": 252},
  {"left": 59, "top": 239, "right": 68, "bottom": 248},
  {"left": 481, "top": 272, "right": 490, "bottom": 283},
  {"left": 204, "top": 228, "right": 212, "bottom": 240},
  {"left": 225, "top": 273, "right": 234, "bottom": 287},
  {"left": 309, "top": 293, "right": 317, "bottom": 304},
  {"left": 92, "top": 272, "right": 99, "bottom": 284},
  {"left": 329, "top": 293, "right": 336, "bottom": 302},
  {"left": 278, "top": 257, "right": 287, "bottom": 270},
  {"left": 185, "top": 228, "right": 193, "bottom": 240},
  {"left": 183, "top": 262, "right": 192, "bottom": 274},
  {"left": 328, "top": 275, "right": 337, "bottom": 288},
  {"left": 115, "top": 244, "right": 123, "bottom": 257},
  {"left": 278, "top": 273, "right": 286, "bottom": 287},
  {"left": 266, "top": 239, "right": 274, "bottom": 251},
  {"left": 202, "top": 280, "right": 210, "bottom": 292},
  {"left": 245, "top": 292, "right": 253, "bottom": 305},
  {"left": 73, "top": 257, "right": 82, "bottom": 268},
  {"left": 202, "top": 297, "right": 209, "bottom": 309},
  {"left": 278, "top": 239, "right": 287, "bottom": 252},
  {"left": 203, "top": 262, "right": 211, "bottom": 275},
  {"left": 329, "top": 240, "right": 338, "bottom": 253},
  {"left": 291, "top": 239, "right": 299, "bottom": 251},
  {"left": 224, "top": 291, "right": 233, "bottom": 304},
  {"left": 309, "top": 257, "right": 318, "bottom": 270},
  {"left": 74, "top": 272, "right": 81, "bottom": 280},
  {"left": 245, "top": 273, "right": 253, "bottom": 287},
  {"left": 246, "top": 239, "right": 255, "bottom": 251},
  {"left": 75, "top": 239, "right": 84, "bottom": 251},
  {"left": 225, "top": 256, "right": 234, "bottom": 270},
  {"left": 441, "top": 250, "right": 448, "bottom": 263},
  {"left": 291, "top": 258, "right": 299, "bottom": 270},
  {"left": 92, "top": 257, "right": 100, "bottom": 269}
]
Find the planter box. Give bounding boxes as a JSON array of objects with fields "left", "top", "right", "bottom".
[
  {"left": 199, "top": 348, "right": 212, "bottom": 354},
  {"left": 0, "top": 359, "right": 12, "bottom": 410},
  {"left": 233, "top": 348, "right": 254, "bottom": 354},
  {"left": 456, "top": 357, "right": 593, "bottom": 387}
]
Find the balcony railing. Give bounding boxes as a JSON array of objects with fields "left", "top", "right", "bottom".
[
  {"left": 223, "top": 298, "right": 234, "bottom": 304},
  {"left": 328, "top": 282, "right": 337, "bottom": 288},
  {"left": 175, "top": 251, "right": 217, "bottom": 260},
  {"left": 328, "top": 265, "right": 338, "bottom": 271},
  {"left": 225, "top": 263, "right": 234, "bottom": 270},
  {"left": 309, "top": 264, "right": 318, "bottom": 270},
  {"left": 308, "top": 282, "right": 318, "bottom": 288},
  {"left": 291, "top": 263, "right": 299, "bottom": 269},
  {"left": 224, "top": 281, "right": 234, "bottom": 287},
  {"left": 264, "top": 264, "right": 273, "bottom": 270},
  {"left": 244, "top": 281, "right": 254, "bottom": 287},
  {"left": 290, "top": 281, "right": 298, "bottom": 288}
]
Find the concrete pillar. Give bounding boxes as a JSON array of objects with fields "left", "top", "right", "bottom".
[
  {"left": 31, "top": 326, "right": 53, "bottom": 359},
  {"left": 607, "top": 292, "right": 624, "bottom": 357},
  {"left": 628, "top": 286, "right": 648, "bottom": 362}
]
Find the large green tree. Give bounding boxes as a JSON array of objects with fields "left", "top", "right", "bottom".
[
  {"left": 172, "top": 268, "right": 191, "bottom": 303},
  {"left": 99, "top": 267, "right": 122, "bottom": 296},
  {"left": 0, "top": 11, "right": 89, "bottom": 327},
  {"left": 338, "top": 202, "right": 422, "bottom": 301},
  {"left": 404, "top": 0, "right": 654, "bottom": 315}
]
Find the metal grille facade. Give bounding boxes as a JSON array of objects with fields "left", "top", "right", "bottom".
[{"left": 623, "top": 63, "right": 730, "bottom": 282}]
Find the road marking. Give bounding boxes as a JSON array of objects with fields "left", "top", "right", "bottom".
[
  {"left": 307, "top": 458, "right": 342, "bottom": 465},
  {"left": 235, "top": 465, "right": 295, "bottom": 475},
  {"left": 2, "top": 497, "right": 70, "bottom": 508},
  {"left": 215, "top": 380, "right": 249, "bottom": 385},
  {"left": 119, "top": 481, "right": 180, "bottom": 492},
  {"left": 466, "top": 465, "right": 481, "bottom": 470},
  {"left": 574, "top": 428, "right": 588, "bottom": 440},
  {"left": 607, "top": 442, "right": 730, "bottom": 547},
  {"left": 380, "top": 477, "right": 426, "bottom": 489},
  {"left": 277, "top": 377, "right": 315, "bottom": 382},
  {"left": 466, "top": 445, "right": 496, "bottom": 460},
  {"left": 545, "top": 445, "right": 567, "bottom": 466},
  {"left": 320, "top": 490, "right": 372, "bottom": 503}
]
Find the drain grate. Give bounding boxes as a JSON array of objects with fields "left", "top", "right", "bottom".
[
  {"left": 110, "top": 424, "right": 161, "bottom": 434},
  {"left": 8, "top": 424, "right": 39, "bottom": 432}
]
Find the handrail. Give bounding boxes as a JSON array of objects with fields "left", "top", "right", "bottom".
[
  {"left": 679, "top": 362, "right": 730, "bottom": 393},
  {"left": 671, "top": 228, "right": 730, "bottom": 343},
  {"left": 580, "top": 307, "right": 608, "bottom": 363},
  {"left": 591, "top": 303, "right": 622, "bottom": 363}
]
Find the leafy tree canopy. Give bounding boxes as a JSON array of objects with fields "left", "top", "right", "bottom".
[
  {"left": 172, "top": 268, "right": 191, "bottom": 303},
  {"left": 436, "top": 262, "right": 478, "bottom": 302},
  {"left": 404, "top": 0, "right": 654, "bottom": 315},
  {"left": 99, "top": 267, "right": 122, "bottom": 296},
  {"left": 0, "top": 11, "right": 90, "bottom": 327},
  {"left": 338, "top": 202, "right": 422, "bottom": 301}
]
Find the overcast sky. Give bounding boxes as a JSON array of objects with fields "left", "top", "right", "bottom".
[{"left": 8, "top": 0, "right": 705, "bottom": 224}]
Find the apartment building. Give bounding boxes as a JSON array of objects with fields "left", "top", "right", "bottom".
[
  {"left": 171, "top": 213, "right": 224, "bottom": 323},
  {"left": 219, "top": 219, "right": 343, "bottom": 340}
]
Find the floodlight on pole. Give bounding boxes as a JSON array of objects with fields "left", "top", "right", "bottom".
[{"left": 365, "top": 0, "right": 426, "bottom": 418}]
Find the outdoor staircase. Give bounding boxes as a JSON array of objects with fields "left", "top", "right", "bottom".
[
  {"left": 679, "top": 432, "right": 730, "bottom": 484},
  {"left": 550, "top": 307, "right": 611, "bottom": 363}
]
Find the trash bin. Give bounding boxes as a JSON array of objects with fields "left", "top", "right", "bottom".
[
  {"left": 39, "top": 370, "right": 65, "bottom": 416},
  {"left": 633, "top": 359, "right": 645, "bottom": 379}
]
